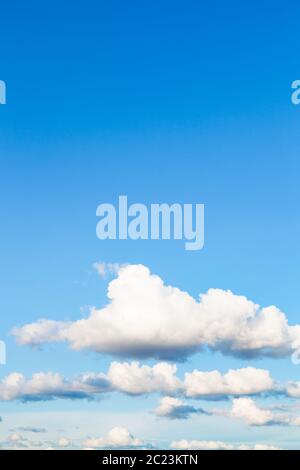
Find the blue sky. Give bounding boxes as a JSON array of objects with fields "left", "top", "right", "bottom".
[{"left": 1, "top": 0, "right": 300, "bottom": 450}]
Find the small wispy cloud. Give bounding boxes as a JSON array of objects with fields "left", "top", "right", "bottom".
[{"left": 92, "top": 261, "right": 126, "bottom": 279}]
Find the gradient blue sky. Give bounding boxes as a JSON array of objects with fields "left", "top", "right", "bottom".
[{"left": 1, "top": 0, "right": 300, "bottom": 449}]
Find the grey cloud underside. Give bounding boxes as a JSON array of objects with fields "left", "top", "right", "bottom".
[{"left": 166, "top": 405, "right": 209, "bottom": 419}]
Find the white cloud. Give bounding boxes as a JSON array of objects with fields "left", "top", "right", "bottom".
[
  {"left": 11, "top": 320, "right": 70, "bottom": 348},
  {"left": 0, "top": 371, "right": 110, "bottom": 402},
  {"left": 8, "top": 432, "right": 23, "bottom": 443},
  {"left": 12, "top": 265, "right": 300, "bottom": 360},
  {"left": 285, "top": 382, "right": 300, "bottom": 398},
  {"left": 170, "top": 439, "right": 281, "bottom": 450},
  {"left": 184, "top": 367, "right": 274, "bottom": 398},
  {"left": 107, "top": 361, "right": 182, "bottom": 395},
  {"left": 58, "top": 437, "right": 71, "bottom": 448},
  {"left": 229, "top": 398, "right": 289, "bottom": 426},
  {"left": 154, "top": 396, "right": 208, "bottom": 420},
  {"left": 84, "top": 427, "right": 143, "bottom": 449},
  {"left": 6, "top": 433, "right": 31, "bottom": 449},
  {"left": 0, "top": 363, "right": 282, "bottom": 402},
  {"left": 291, "top": 416, "right": 300, "bottom": 426},
  {"left": 3, "top": 433, "right": 68, "bottom": 450}
]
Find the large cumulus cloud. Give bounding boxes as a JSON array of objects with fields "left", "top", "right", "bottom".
[{"left": 12, "top": 264, "right": 300, "bottom": 360}]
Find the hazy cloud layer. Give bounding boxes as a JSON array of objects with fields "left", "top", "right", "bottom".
[{"left": 170, "top": 439, "right": 281, "bottom": 450}]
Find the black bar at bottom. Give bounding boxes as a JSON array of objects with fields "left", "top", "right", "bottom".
[{"left": 0, "top": 449, "right": 298, "bottom": 466}]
